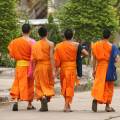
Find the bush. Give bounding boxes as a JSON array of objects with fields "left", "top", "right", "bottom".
[
  {"left": 57, "top": 0, "right": 119, "bottom": 42},
  {"left": 47, "top": 14, "right": 62, "bottom": 44},
  {"left": 0, "top": 0, "right": 20, "bottom": 67}
]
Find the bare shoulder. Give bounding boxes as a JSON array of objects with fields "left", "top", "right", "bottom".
[
  {"left": 107, "top": 41, "right": 112, "bottom": 46},
  {"left": 72, "top": 41, "right": 79, "bottom": 47},
  {"left": 109, "top": 42, "right": 112, "bottom": 46},
  {"left": 47, "top": 40, "right": 54, "bottom": 47}
]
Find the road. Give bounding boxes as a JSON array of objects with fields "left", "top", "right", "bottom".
[{"left": 0, "top": 89, "right": 120, "bottom": 120}]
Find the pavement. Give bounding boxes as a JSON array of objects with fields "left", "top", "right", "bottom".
[
  {"left": 0, "top": 89, "right": 120, "bottom": 120},
  {"left": 0, "top": 66, "right": 92, "bottom": 102},
  {"left": 0, "top": 67, "right": 120, "bottom": 120}
]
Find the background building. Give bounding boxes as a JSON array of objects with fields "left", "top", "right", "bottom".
[
  {"left": 48, "top": 0, "right": 68, "bottom": 14},
  {"left": 18, "top": 0, "right": 48, "bottom": 19}
]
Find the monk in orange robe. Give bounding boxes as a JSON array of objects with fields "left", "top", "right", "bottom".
[
  {"left": 91, "top": 29, "right": 118, "bottom": 112},
  {"left": 54, "top": 29, "right": 81, "bottom": 112},
  {"left": 8, "top": 24, "right": 35, "bottom": 111},
  {"left": 31, "top": 27, "right": 55, "bottom": 112}
]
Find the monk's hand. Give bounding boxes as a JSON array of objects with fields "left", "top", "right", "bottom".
[{"left": 92, "top": 70, "right": 96, "bottom": 79}]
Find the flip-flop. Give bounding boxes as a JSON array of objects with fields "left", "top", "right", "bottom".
[
  {"left": 39, "top": 98, "right": 48, "bottom": 112},
  {"left": 63, "top": 108, "right": 73, "bottom": 112},
  {"left": 92, "top": 99, "right": 97, "bottom": 112},
  {"left": 27, "top": 106, "right": 36, "bottom": 110},
  {"left": 12, "top": 103, "right": 18, "bottom": 111},
  {"left": 105, "top": 107, "right": 115, "bottom": 112}
]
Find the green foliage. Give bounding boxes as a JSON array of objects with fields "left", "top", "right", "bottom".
[
  {"left": 114, "top": 0, "right": 120, "bottom": 28},
  {"left": 0, "top": 0, "right": 20, "bottom": 66},
  {"left": 30, "top": 26, "right": 39, "bottom": 41},
  {"left": 47, "top": 14, "right": 62, "bottom": 44},
  {"left": 0, "top": 54, "right": 15, "bottom": 67},
  {"left": 87, "top": 78, "right": 92, "bottom": 90},
  {"left": 57, "top": 0, "right": 119, "bottom": 42}
]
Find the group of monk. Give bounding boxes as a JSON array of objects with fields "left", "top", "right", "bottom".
[{"left": 7, "top": 23, "right": 119, "bottom": 112}]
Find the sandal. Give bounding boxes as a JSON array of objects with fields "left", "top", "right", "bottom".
[
  {"left": 39, "top": 98, "right": 48, "bottom": 112},
  {"left": 105, "top": 107, "right": 115, "bottom": 112},
  {"left": 63, "top": 104, "right": 73, "bottom": 112},
  {"left": 27, "top": 106, "right": 36, "bottom": 110},
  {"left": 64, "top": 109, "right": 73, "bottom": 112},
  {"left": 12, "top": 102, "right": 18, "bottom": 111},
  {"left": 92, "top": 99, "right": 97, "bottom": 112}
]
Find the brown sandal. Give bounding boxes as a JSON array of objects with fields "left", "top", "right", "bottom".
[
  {"left": 64, "top": 104, "right": 73, "bottom": 112},
  {"left": 27, "top": 106, "right": 36, "bottom": 110},
  {"left": 92, "top": 99, "right": 97, "bottom": 112},
  {"left": 105, "top": 107, "right": 115, "bottom": 112}
]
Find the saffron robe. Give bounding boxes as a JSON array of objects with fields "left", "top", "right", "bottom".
[
  {"left": 54, "top": 41, "right": 77, "bottom": 104},
  {"left": 92, "top": 40, "right": 114, "bottom": 104},
  {"left": 8, "top": 37, "right": 34, "bottom": 101},
  {"left": 32, "top": 39, "right": 55, "bottom": 100}
]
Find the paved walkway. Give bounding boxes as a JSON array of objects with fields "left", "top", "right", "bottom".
[
  {"left": 0, "top": 66, "right": 92, "bottom": 101},
  {"left": 1, "top": 67, "right": 120, "bottom": 119},
  {"left": 0, "top": 89, "right": 120, "bottom": 120}
]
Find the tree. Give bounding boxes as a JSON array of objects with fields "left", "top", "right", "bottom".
[
  {"left": 114, "top": 0, "right": 120, "bottom": 26},
  {"left": 0, "top": 0, "right": 19, "bottom": 66},
  {"left": 57, "top": 0, "right": 119, "bottom": 42},
  {"left": 47, "top": 14, "right": 62, "bottom": 44}
]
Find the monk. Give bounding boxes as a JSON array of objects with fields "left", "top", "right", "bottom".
[
  {"left": 31, "top": 27, "right": 55, "bottom": 112},
  {"left": 76, "top": 40, "right": 89, "bottom": 85},
  {"left": 54, "top": 29, "right": 84, "bottom": 112},
  {"left": 8, "top": 23, "right": 35, "bottom": 111},
  {"left": 91, "top": 29, "right": 119, "bottom": 112}
]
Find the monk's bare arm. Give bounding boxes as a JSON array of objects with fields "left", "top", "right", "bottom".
[
  {"left": 73, "top": 41, "right": 79, "bottom": 48},
  {"left": 49, "top": 41, "right": 55, "bottom": 78},
  {"left": 73, "top": 41, "right": 89, "bottom": 57},
  {"left": 81, "top": 49, "right": 89, "bottom": 56}
]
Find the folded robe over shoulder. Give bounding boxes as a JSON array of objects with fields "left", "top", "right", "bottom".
[
  {"left": 106, "top": 45, "right": 120, "bottom": 81},
  {"left": 76, "top": 44, "right": 83, "bottom": 77}
]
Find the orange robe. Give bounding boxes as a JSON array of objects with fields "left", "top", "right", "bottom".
[
  {"left": 32, "top": 39, "right": 55, "bottom": 100},
  {"left": 54, "top": 41, "right": 77, "bottom": 104},
  {"left": 91, "top": 40, "right": 114, "bottom": 104},
  {"left": 8, "top": 37, "right": 34, "bottom": 101}
]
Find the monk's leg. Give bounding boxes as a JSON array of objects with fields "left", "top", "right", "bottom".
[
  {"left": 92, "top": 81, "right": 114, "bottom": 112},
  {"left": 64, "top": 96, "right": 73, "bottom": 112},
  {"left": 12, "top": 98, "right": 18, "bottom": 111},
  {"left": 64, "top": 96, "right": 68, "bottom": 112},
  {"left": 35, "top": 80, "right": 49, "bottom": 112},
  {"left": 39, "top": 96, "right": 52, "bottom": 111},
  {"left": 27, "top": 79, "right": 35, "bottom": 110},
  {"left": 35, "top": 80, "right": 48, "bottom": 112},
  {"left": 104, "top": 82, "right": 114, "bottom": 112},
  {"left": 10, "top": 68, "right": 19, "bottom": 111},
  {"left": 75, "top": 79, "right": 80, "bottom": 86},
  {"left": 27, "top": 101, "right": 36, "bottom": 110},
  {"left": 105, "top": 103, "right": 115, "bottom": 112},
  {"left": 39, "top": 96, "right": 48, "bottom": 112},
  {"left": 92, "top": 99, "right": 97, "bottom": 112}
]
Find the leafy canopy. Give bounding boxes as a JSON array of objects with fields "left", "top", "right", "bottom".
[
  {"left": 0, "top": 0, "right": 19, "bottom": 66},
  {"left": 57, "top": 0, "right": 119, "bottom": 42}
]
